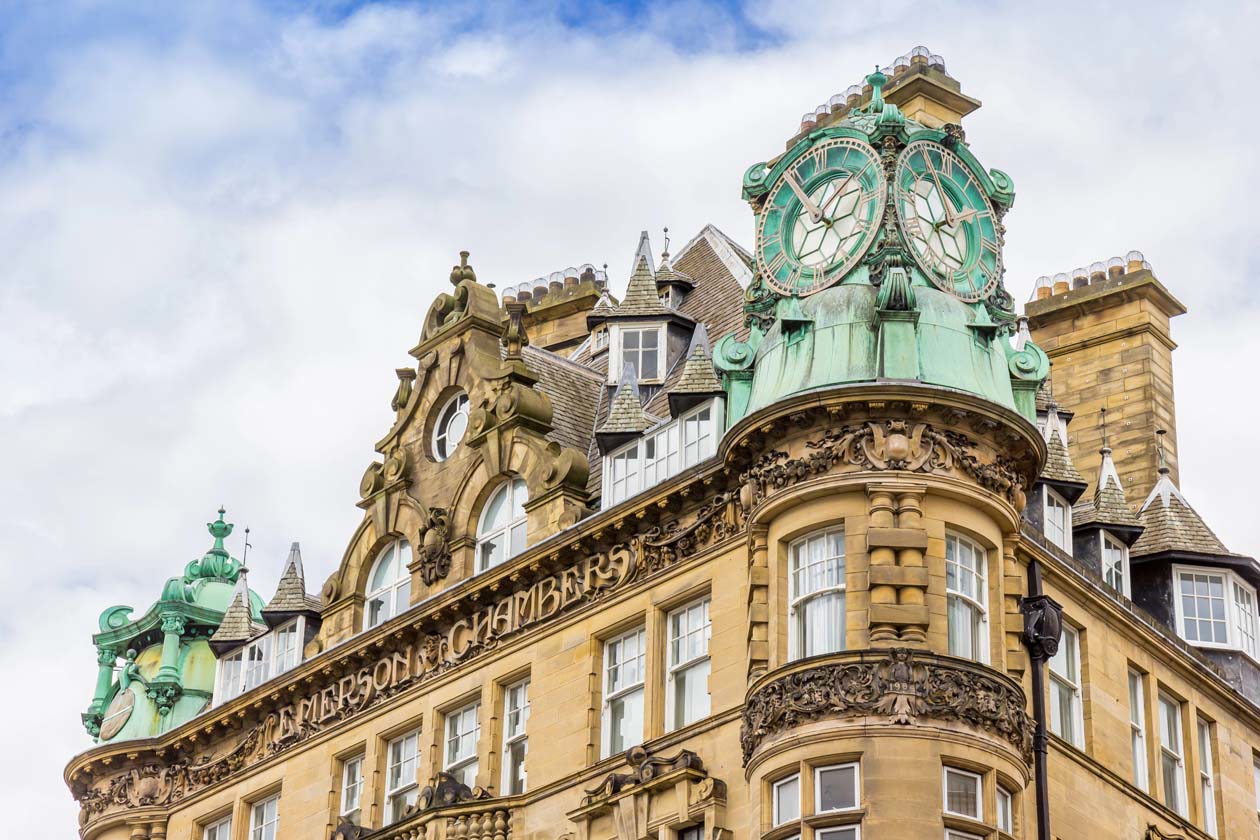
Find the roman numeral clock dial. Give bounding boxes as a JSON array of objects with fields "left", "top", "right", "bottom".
[
  {"left": 756, "top": 137, "right": 886, "bottom": 297},
  {"left": 894, "top": 139, "right": 1002, "bottom": 302}
]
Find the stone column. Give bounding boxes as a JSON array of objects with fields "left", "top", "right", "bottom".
[
  {"left": 746, "top": 524, "right": 770, "bottom": 680},
  {"left": 1002, "top": 534, "right": 1026, "bottom": 677},
  {"left": 90, "top": 646, "right": 119, "bottom": 713},
  {"left": 156, "top": 612, "right": 186, "bottom": 682},
  {"left": 866, "top": 486, "right": 898, "bottom": 646},
  {"left": 894, "top": 488, "right": 928, "bottom": 645}
]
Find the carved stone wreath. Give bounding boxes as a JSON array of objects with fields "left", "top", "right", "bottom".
[{"left": 740, "top": 649, "right": 1033, "bottom": 765}]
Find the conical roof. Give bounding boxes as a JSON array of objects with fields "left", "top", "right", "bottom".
[
  {"left": 1130, "top": 467, "right": 1231, "bottom": 558},
  {"left": 599, "top": 363, "right": 654, "bottom": 436},
  {"left": 668, "top": 324, "right": 725, "bottom": 414},
  {"left": 210, "top": 570, "right": 267, "bottom": 650},
  {"left": 1039, "top": 403, "right": 1086, "bottom": 494},
  {"left": 1074, "top": 445, "right": 1140, "bottom": 531},
  {"left": 609, "top": 254, "right": 674, "bottom": 318},
  {"left": 263, "top": 542, "right": 322, "bottom": 621}
]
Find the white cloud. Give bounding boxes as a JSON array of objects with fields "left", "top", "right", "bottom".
[{"left": 2, "top": 1, "right": 1259, "bottom": 834}]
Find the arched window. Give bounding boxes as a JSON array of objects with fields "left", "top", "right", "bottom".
[
  {"left": 788, "top": 528, "right": 846, "bottom": 660},
  {"left": 365, "top": 540, "right": 412, "bottom": 629},
  {"left": 477, "top": 478, "right": 527, "bottom": 572},
  {"left": 433, "top": 392, "right": 470, "bottom": 462},
  {"left": 946, "top": 532, "right": 988, "bottom": 662}
]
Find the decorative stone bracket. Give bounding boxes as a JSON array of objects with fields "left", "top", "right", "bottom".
[{"left": 568, "top": 746, "right": 729, "bottom": 840}]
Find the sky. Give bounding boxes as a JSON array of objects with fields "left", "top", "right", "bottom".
[{"left": 2, "top": 0, "right": 1258, "bottom": 832}]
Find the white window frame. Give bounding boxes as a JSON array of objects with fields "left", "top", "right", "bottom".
[
  {"left": 476, "top": 478, "right": 528, "bottom": 573},
  {"left": 593, "top": 327, "right": 609, "bottom": 351},
  {"left": 249, "top": 793, "right": 280, "bottom": 840},
  {"left": 996, "top": 786, "right": 1013, "bottom": 833},
  {"left": 772, "top": 773, "right": 801, "bottom": 825},
  {"left": 1128, "top": 669, "right": 1149, "bottom": 792},
  {"left": 1048, "top": 624, "right": 1085, "bottom": 749},
  {"left": 501, "top": 677, "right": 530, "bottom": 795},
  {"left": 1102, "top": 531, "right": 1129, "bottom": 596},
  {"left": 945, "top": 532, "right": 989, "bottom": 663},
  {"left": 610, "top": 323, "right": 665, "bottom": 384},
  {"left": 202, "top": 814, "right": 232, "bottom": 840},
  {"left": 1043, "top": 486, "right": 1072, "bottom": 553},
  {"left": 432, "top": 391, "right": 470, "bottom": 462},
  {"left": 386, "top": 729, "right": 420, "bottom": 824},
  {"left": 340, "top": 753, "right": 364, "bottom": 820},
  {"left": 814, "top": 762, "right": 860, "bottom": 813},
  {"left": 1172, "top": 565, "right": 1260, "bottom": 658},
  {"left": 601, "top": 626, "right": 646, "bottom": 759},
  {"left": 601, "top": 400, "right": 722, "bottom": 508},
  {"left": 365, "top": 540, "right": 412, "bottom": 630},
  {"left": 942, "top": 766, "right": 983, "bottom": 821},
  {"left": 817, "top": 829, "right": 860, "bottom": 840},
  {"left": 1198, "top": 719, "right": 1217, "bottom": 836},
  {"left": 214, "top": 617, "right": 306, "bottom": 705},
  {"left": 666, "top": 598, "right": 711, "bottom": 731},
  {"left": 444, "top": 701, "right": 481, "bottom": 788},
  {"left": 789, "top": 528, "right": 847, "bottom": 660},
  {"left": 945, "top": 831, "right": 984, "bottom": 840},
  {"left": 1252, "top": 755, "right": 1260, "bottom": 830},
  {"left": 1158, "top": 693, "right": 1188, "bottom": 818}
]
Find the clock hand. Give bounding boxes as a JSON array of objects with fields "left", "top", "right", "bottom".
[
  {"left": 783, "top": 171, "right": 824, "bottom": 223},
  {"left": 922, "top": 157, "right": 957, "bottom": 227}
]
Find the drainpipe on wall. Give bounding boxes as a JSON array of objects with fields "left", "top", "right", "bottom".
[{"left": 1020, "top": 558, "right": 1064, "bottom": 840}]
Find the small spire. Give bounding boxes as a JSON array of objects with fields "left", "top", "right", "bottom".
[
  {"left": 660, "top": 226, "right": 671, "bottom": 264},
  {"left": 632, "top": 230, "right": 656, "bottom": 276},
  {"left": 1099, "top": 407, "right": 1110, "bottom": 452},
  {"left": 866, "top": 66, "right": 888, "bottom": 114}
]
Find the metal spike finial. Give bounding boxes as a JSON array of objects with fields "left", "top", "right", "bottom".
[
  {"left": 1099, "top": 407, "right": 1109, "bottom": 452},
  {"left": 661, "top": 227, "right": 671, "bottom": 261},
  {"left": 867, "top": 65, "right": 888, "bottom": 113},
  {"left": 241, "top": 525, "right": 252, "bottom": 567}
]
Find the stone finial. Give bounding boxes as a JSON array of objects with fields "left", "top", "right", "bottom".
[
  {"left": 185, "top": 508, "right": 242, "bottom": 583},
  {"left": 449, "top": 250, "right": 477, "bottom": 286}
]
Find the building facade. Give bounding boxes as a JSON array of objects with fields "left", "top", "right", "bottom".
[{"left": 65, "top": 50, "right": 1260, "bottom": 840}]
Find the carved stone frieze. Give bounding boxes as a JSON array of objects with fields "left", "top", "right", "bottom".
[
  {"left": 582, "top": 746, "right": 706, "bottom": 806},
  {"left": 738, "top": 419, "right": 1028, "bottom": 513},
  {"left": 740, "top": 649, "right": 1033, "bottom": 765}
]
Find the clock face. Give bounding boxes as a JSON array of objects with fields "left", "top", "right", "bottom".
[
  {"left": 756, "top": 137, "right": 886, "bottom": 297},
  {"left": 894, "top": 140, "right": 1001, "bottom": 302}
]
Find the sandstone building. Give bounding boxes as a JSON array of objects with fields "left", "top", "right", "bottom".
[{"left": 66, "top": 49, "right": 1260, "bottom": 840}]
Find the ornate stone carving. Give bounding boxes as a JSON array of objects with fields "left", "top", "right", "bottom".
[
  {"left": 414, "top": 771, "right": 493, "bottom": 813},
  {"left": 415, "top": 507, "right": 451, "bottom": 585},
  {"left": 738, "top": 420, "right": 1027, "bottom": 513},
  {"left": 392, "top": 368, "right": 416, "bottom": 412},
  {"left": 583, "top": 746, "right": 706, "bottom": 805},
  {"left": 330, "top": 818, "right": 371, "bottom": 840},
  {"left": 633, "top": 492, "right": 741, "bottom": 579},
  {"left": 740, "top": 649, "right": 1033, "bottom": 765},
  {"left": 1144, "top": 827, "right": 1187, "bottom": 840}
]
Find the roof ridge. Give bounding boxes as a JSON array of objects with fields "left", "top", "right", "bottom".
[{"left": 521, "top": 344, "right": 606, "bottom": 381}]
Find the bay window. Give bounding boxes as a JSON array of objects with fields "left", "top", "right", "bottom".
[
  {"left": 602, "top": 401, "right": 721, "bottom": 507},
  {"left": 1102, "top": 532, "right": 1128, "bottom": 596},
  {"left": 1043, "top": 486, "right": 1071, "bottom": 553},
  {"left": 1174, "top": 565, "right": 1260, "bottom": 657},
  {"left": 602, "top": 626, "right": 646, "bottom": 757},
  {"left": 815, "top": 763, "right": 859, "bottom": 812},
  {"left": 667, "top": 598, "right": 711, "bottom": 731},
  {"left": 789, "top": 528, "right": 846, "bottom": 660},
  {"left": 945, "top": 533, "right": 988, "bottom": 662}
]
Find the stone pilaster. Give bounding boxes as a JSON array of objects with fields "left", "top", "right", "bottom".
[
  {"left": 747, "top": 524, "right": 770, "bottom": 680},
  {"left": 865, "top": 482, "right": 931, "bottom": 647},
  {"left": 866, "top": 486, "right": 899, "bottom": 647}
]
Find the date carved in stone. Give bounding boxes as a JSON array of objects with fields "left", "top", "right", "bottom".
[{"left": 739, "top": 649, "right": 1033, "bottom": 765}]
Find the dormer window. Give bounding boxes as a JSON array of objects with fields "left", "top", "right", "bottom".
[
  {"left": 1102, "top": 532, "right": 1129, "bottom": 596},
  {"left": 433, "top": 392, "right": 470, "bottom": 462},
  {"left": 477, "top": 478, "right": 528, "bottom": 572},
  {"left": 602, "top": 400, "right": 720, "bottom": 507},
  {"left": 614, "top": 325, "right": 664, "bottom": 383},
  {"left": 1174, "top": 565, "right": 1260, "bottom": 659},
  {"left": 593, "top": 328, "right": 609, "bottom": 351},
  {"left": 365, "top": 540, "right": 412, "bottom": 629},
  {"left": 1043, "top": 486, "right": 1072, "bottom": 553},
  {"left": 214, "top": 617, "right": 307, "bottom": 705}
]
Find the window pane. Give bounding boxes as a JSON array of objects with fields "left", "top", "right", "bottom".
[
  {"left": 608, "top": 688, "right": 643, "bottom": 753},
  {"left": 945, "top": 769, "right": 980, "bottom": 819},
  {"left": 997, "top": 787, "right": 1012, "bottom": 832},
  {"left": 774, "top": 775, "right": 800, "bottom": 824},
  {"left": 817, "top": 764, "right": 857, "bottom": 811}
]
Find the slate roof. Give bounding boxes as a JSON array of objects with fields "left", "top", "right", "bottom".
[
  {"left": 520, "top": 344, "right": 604, "bottom": 495},
  {"left": 599, "top": 364, "right": 655, "bottom": 436},
  {"left": 1073, "top": 447, "right": 1140, "bottom": 529},
  {"left": 1039, "top": 404, "right": 1086, "bottom": 487},
  {"left": 1130, "top": 470, "right": 1232, "bottom": 558},
  {"left": 670, "top": 323, "right": 723, "bottom": 397},
  {"left": 263, "top": 543, "right": 322, "bottom": 616},
  {"left": 210, "top": 574, "right": 266, "bottom": 647},
  {"left": 608, "top": 255, "right": 676, "bottom": 319}
]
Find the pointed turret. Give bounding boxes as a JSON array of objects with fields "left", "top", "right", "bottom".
[
  {"left": 654, "top": 229, "right": 695, "bottom": 307},
  {"left": 210, "top": 568, "right": 267, "bottom": 654},
  {"left": 1073, "top": 411, "right": 1141, "bottom": 538},
  {"left": 586, "top": 287, "right": 619, "bottom": 330},
  {"left": 667, "top": 324, "right": 725, "bottom": 416},
  {"left": 609, "top": 250, "right": 674, "bottom": 319},
  {"left": 1130, "top": 433, "right": 1231, "bottom": 559},
  {"left": 1038, "top": 402, "right": 1087, "bottom": 502},
  {"left": 262, "top": 542, "right": 323, "bottom": 628},
  {"left": 597, "top": 363, "right": 656, "bottom": 452}
]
